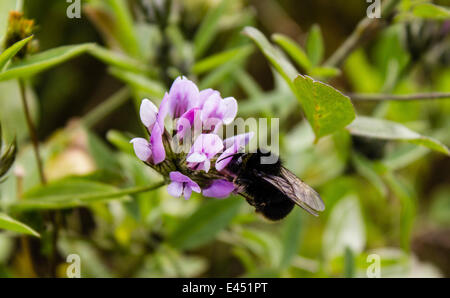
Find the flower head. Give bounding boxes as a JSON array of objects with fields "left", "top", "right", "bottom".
[
  {"left": 167, "top": 171, "right": 201, "bottom": 200},
  {"left": 130, "top": 76, "right": 254, "bottom": 202}
]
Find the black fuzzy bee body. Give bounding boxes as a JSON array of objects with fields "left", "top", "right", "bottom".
[{"left": 225, "top": 150, "right": 325, "bottom": 220}]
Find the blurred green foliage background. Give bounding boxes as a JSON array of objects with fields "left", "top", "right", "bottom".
[{"left": 0, "top": 0, "right": 449, "bottom": 277}]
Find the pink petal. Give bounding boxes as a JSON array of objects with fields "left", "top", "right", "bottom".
[
  {"left": 221, "top": 97, "right": 238, "bottom": 124},
  {"left": 176, "top": 107, "right": 200, "bottom": 140},
  {"left": 167, "top": 181, "right": 183, "bottom": 197},
  {"left": 150, "top": 123, "right": 165, "bottom": 164},
  {"left": 215, "top": 145, "right": 237, "bottom": 172},
  {"left": 202, "top": 180, "right": 235, "bottom": 199},
  {"left": 197, "top": 89, "right": 219, "bottom": 109},
  {"left": 202, "top": 134, "right": 224, "bottom": 158},
  {"left": 215, "top": 132, "right": 253, "bottom": 171},
  {"left": 130, "top": 138, "right": 152, "bottom": 162},
  {"left": 200, "top": 93, "right": 221, "bottom": 123},
  {"left": 156, "top": 93, "right": 169, "bottom": 129},
  {"left": 223, "top": 132, "right": 254, "bottom": 149},
  {"left": 139, "top": 99, "right": 158, "bottom": 129},
  {"left": 187, "top": 152, "right": 206, "bottom": 163},
  {"left": 188, "top": 181, "right": 202, "bottom": 193},
  {"left": 183, "top": 187, "right": 193, "bottom": 200},
  {"left": 168, "top": 77, "right": 200, "bottom": 118},
  {"left": 203, "top": 159, "right": 211, "bottom": 173}
]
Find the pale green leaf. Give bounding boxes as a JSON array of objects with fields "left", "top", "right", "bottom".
[
  {"left": 169, "top": 197, "right": 242, "bottom": 250},
  {"left": 309, "top": 66, "right": 341, "bottom": 79},
  {"left": 192, "top": 45, "right": 253, "bottom": 75},
  {"left": 0, "top": 213, "right": 40, "bottom": 237},
  {"left": 109, "top": 67, "right": 165, "bottom": 98},
  {"left": 0, "top": 44, "right": 93, "bottom": 81},
  {"left": 279, "top": 208, "right": 303, "bottom": 270},
  {"left": 105, "top": 0, "right": 140, "bottom": 57},
  {"left": 87, "top": 45, "right": 152, "bottom": 74},
  {"left": 293, "top": 75, "right": 356, "bottom": 139},
  {"left": 0, "top": 35, "right": 33, "bottom": 71},
  {"left": 13, "top": 178, "right": 134, "bottom": 210},
  {"left": 243, "top": 27, "right": 298, "bottom": 88},
  {"left": 322, "top": 195, "right": 366, "bottom": 258},
  {"left": 306, "top": 24, "right": 324, "bottom": 67},
  {"left": 106, "top": 129, "right": 134, "bottom": 155},
  {"left": 272, "top": 33, "right": 311, "bottom": 71},
  {"left": 347, "top": 116, "right": 450, "bottom": 155},
  {"left": 193, "top": 0, "right": 229, "bottom": 58},
  {"left": 412, "top": 3, "right": 450, "bottom": 20}
]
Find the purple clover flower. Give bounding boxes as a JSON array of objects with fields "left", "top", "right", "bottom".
[
  {"left": 202, "top": 179, "right": 235, "bottom": 199},
  {"left": 186, "top": 133, "right": 223, "bottom": 173},
  {"left": 167, "top": 171, "right": 201, "bottom": 200},
  {"left": 131, "top": 76, "right": 252, "bottom": 200}
]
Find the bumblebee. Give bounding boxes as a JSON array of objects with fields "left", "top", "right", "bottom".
[{"left": 224, "top": 149, "right": 325, "bottom": 220}]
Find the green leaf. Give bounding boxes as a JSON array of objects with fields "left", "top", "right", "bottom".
[
  {"left": 272, "top": 33, "right": 311, "bottom": 71},
  {"left": 322, "top": 195, "right": 366, "bottom": 258},
  {"left": 198, "top": 48, "right": 253, "bottom": 90},
  {"left": 192, "top": 45, "right": 253, "bottom": 75},
  {"left": 106, "top": 130, "right": 134, "bottom": 155},
  {"left": 169, "top": 197, "right": 242, "bottom": 250},
  {"left": 384, "top": 172, "right": 416, "bottom": 251},
  {"left": 87, "top": 45, "right": 152, "bottom": 74},
  {"left": 105, "top": 0, "right": 141, "bottom": 57},
  {"left": 412, "top": 3, "right": 450, "bottom": 20},
  {"left": 347, "top": 116, "right": 450, "bottom": 155},
  {"left": 193, "top": 0, "right": 229, "bottom": 58},
  {"left": 243, "top": 27, "right": 298, "bottom": 88},
  {"left": 306, "top": 24, "right": 324, "bottom": 67},
  {"left": 293, "top": 75, "right": 355, "bottom": 139},
  {"left": 87, "top": 130, "right": 121, "bottom": 172},
  {"left": 0, "top": 123, "right": 17, "bottom": 181},
  {"left": 109, "top": 67, "right": 165, "bottom": 98},
  {"left": 13, "top": 178, "right": 134, "bottom": 210},
  {"left": 0, "top": 213, "right": 40, "bottom": 237},
  {"left": 0, "top": 44, "right": 92, "bottom": 81},
  {"left": 0, "top": 35, "right": 33, "bottom": 71},
  {"left": 309, "top": 66, "right": 341, "bottom": 79},
  {"left": 279, "top": 208, "right": 303, "bottom": 270},
  {"left": 344, "top": 246, "right": 355, "bottom": 278},
  {"left": 352, "top": 152, "right": 387, "bottom": 197}
]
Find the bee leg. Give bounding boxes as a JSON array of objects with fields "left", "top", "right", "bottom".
[{"left": 238, "top": 192, "right": 256, "bottom": 207}]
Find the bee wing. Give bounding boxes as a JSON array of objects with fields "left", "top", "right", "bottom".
[{"left": 258, "top": 167, "right": 325, "bottom": 216}]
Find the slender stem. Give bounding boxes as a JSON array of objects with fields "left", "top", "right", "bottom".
[
  {"left": 324, "top": 0, "right": 400, "bottom": 68},
  {"left": 349, "top": 92, "right": 450, "bottom": 101},
  {"left": 82, "top": 87, "right": 131, "bottom": 128},
  {"left": 18, "top": 79, "right": 46, "bottom": 185},
  {"left": 13, "top": 181, "right": 168, "bottom": 210}
]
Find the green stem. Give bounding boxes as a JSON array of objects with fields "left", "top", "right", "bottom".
[
  {"left": 324, "top": 0, "right": 400, "bottom": 68},
  {"left": 82, "top": 87, "right": 131, "bottom": 128},
  {"left": 18, "top": 79, "right": 46, "bottom": 185},
  {"left": 349, "top": 92, "right": 450, "bottom": 101},
  {"left": 12, "top": 181, "right": 167, "bottom": 210}
]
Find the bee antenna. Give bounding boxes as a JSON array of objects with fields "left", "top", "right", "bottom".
[{"left": 216, "top": 152, "right": 241, "bottom": 163}]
